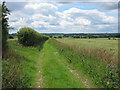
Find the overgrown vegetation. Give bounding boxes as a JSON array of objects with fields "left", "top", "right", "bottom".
[
  {"left": 49, "top": 39, "right": 119, "bottom": 88},
  {"left": 2, "top": 39, "right": 41, "bottom": 88},
  {"left": 2, "top": 47, "right": 21, "bottom": 88},
  {"left": 17, "top": 27, "right": 49, "bottom": 46}
]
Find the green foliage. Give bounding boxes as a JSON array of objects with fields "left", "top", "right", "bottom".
[
  {"left": 108, "top": 37, "right": 111, "bottom": 40},
  {"left": 8, "top": 35, "right": 14, "bottom": 39},
  {"left": 58, "top": 36, "right": 62, "bottom": 38},
  {"left": 2, "top": 47, "right": 23, "bottom": 88},
  {"left": 3, "top": 40, "right": 41, "bottom": 88},
  {"left": 73, "top": 36, "right": 80, "bottom": 38},
  {"left": 2, "top": 1, "right": 10, "bottom": 49},
  {"left": 17, "top": 27, "right": 49, "bottom": 46},
  {"left": 49, "top": 35, "right": 53, "bottom": 38}
]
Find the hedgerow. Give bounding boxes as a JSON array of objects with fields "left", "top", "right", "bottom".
[{"left": 17, "top": 27, "right": 49, "bottom": 46}]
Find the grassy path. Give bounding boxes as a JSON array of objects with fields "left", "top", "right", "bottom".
[
  {"left": 35, "top": 40, "right": 96, "bottom": 88},
  {"left": 8, "top": 39, "right": 96, "bottom": 88}
]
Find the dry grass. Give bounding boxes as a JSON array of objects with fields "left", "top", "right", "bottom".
[
  {"left": 2, "top": 47, "right": 23, "bottom": 88},
  {"left": 52, "top": 39, "right": 118, "bottom": 65}
]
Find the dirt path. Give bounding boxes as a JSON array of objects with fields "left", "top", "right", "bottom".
[
  {"left": 69, "top": 69, "right": 95, "bottom": 88},
  {"left": 35, "top": 63, "right": 43, "bottom": 88}
]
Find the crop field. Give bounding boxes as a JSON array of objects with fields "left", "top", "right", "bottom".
[{"left": 57, "top": 38, "right": 118, "bottom": 55}]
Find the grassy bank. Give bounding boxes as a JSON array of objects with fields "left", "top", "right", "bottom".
[
  {"left": 3, "top": 39, "right": 41, "bottom": 88},
  {"left": 49, "top": 39, "right": 119, "bottom": 88},
  {"left": 2, "top": 47, "right": 23, "bottom": 88}
]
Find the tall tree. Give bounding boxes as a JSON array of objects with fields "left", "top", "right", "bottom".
[{"left": 2, "top": 1, "right": 10, "bottom": 50}]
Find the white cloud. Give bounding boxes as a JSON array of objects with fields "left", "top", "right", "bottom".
[
  {"left": 59, "top": 20, "right": 73, "bottom": 26},
  {"left": 31, "top": 14, "right": 59, "bottom": 26},
  {"left": 9, "top": 18, "right": 29, "bottom": 28},
  {"left": 58, "top": 8, "right": 117, "bottom": 25},
  {"left": 8, "top": 2, "right": 118, "bottom": 33},
  {"left": 31, "top": 21, "right": 49, "bottom": 28},
  {"left": 25, "top": 3, "right": 58, "bottom": 16},
  {"left": 74, "top": 17, "right": 91, "bottom": 25},
  {"left": 102, "top": 16, "right": 117, "bottom": 23}
]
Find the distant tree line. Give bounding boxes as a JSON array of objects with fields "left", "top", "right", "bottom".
[{"left": 47, "top": 33, "right": 120, "bottom": 39}]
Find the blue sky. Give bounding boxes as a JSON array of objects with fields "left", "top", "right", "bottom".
[{"left": 6, "top": 1, "right": 118, "bottom": 34}]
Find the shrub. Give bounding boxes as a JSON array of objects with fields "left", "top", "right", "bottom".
[
  {"left": 73, "top": 36, "right": 80, "bottom": 38},
  {"left": 9, "top": 35, "right": 14, "bottom": 39},
  {"left": 17, "top": 27, "right": 49, "bottom": 46},
  {"left": 108, "top": 37, "right": 111, "bottom": 40},
  {"left": 49, "top": 35, "right": 53, "bottom": 38},
  {"left": 58, "top": 36, "right": 62, "bottom": 38},
  {"left": 54, "top": 36, "right": 57, "bottom": 38}
]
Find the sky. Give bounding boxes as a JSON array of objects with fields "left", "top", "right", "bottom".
[{"left": 4, "top": 0, "right": 119, "bottom": 33}]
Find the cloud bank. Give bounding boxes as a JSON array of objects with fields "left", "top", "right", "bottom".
[{"left": 7, "top": 2, "right": 118, "bottom": 33}]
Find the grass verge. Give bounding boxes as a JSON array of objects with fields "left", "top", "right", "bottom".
[{"left": 2, "top": 39, "right": 40, "bottom": 88}]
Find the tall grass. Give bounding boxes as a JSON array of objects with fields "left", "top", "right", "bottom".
[
  {"left": 49, "top": 39, "right": 119, "bottom": 88},
  {"left": 2, "top": 39, "right": 40, "bottom": 88},
  {"left": 2, "top": 47, "right": 23, "bottom": 88}
]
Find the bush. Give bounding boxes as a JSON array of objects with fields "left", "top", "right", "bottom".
[
  {"left": 58, "top": 36, "right": 62, "bottom": 38},
  {"left": 9, "top": 35, "right": 14, "bottom": 39},
  {"left": 53, "top": 36, "right": 57, "bottom": 38},
  {"left": 49, "top": 35, "right": 53, "bottom": 38},
  {"left": 73, "top": 36, "right": 80, "bottom": 38},
  {"left": 17, "top": 27, "right": 49, "bottom": 46}
]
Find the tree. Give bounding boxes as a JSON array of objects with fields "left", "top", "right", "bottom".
[
  {"left": 2, "top": 1, "right": 10, "bottom": 50},
  {"left": 87, "top": 34, "right": 93, "bottom": 39},
  {"left": 58, "top": 36, "right": 62, "bottom": 38},
  {"left": 49, "top": 35, "right": 53, "bottom": 38}
]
